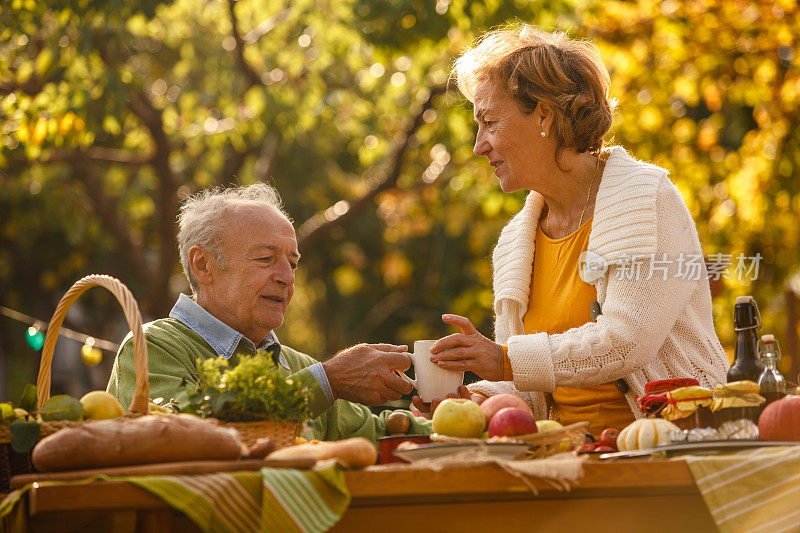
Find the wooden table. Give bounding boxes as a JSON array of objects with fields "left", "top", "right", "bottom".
[{"left": 19, "top": 459, "right": 717, "bottom": 532}]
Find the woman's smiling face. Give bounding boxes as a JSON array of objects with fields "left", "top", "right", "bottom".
[{"left": 472, "top": 78, "right": 544, "bottom": 193}]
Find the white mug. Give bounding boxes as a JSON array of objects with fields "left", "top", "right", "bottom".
[{"left": 398, "top": 340, "right": 464, "bottom": 403}]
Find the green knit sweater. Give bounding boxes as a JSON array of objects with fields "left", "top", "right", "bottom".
[{"left": 106, "top": 318, "right": 431, "bottom": 445}]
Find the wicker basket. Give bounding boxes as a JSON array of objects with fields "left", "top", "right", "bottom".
[
  {"left": 0, "top": 275, "right": 151, "bottom": 493},
  {"left": 429, "top": 421, "right": 589, "bottom": 460},
  {"left": 224, "top": 420, "right": 300, "bottom": 449},
  {"left": 516, "top": 421, "right": 589, "bottom": 459}
]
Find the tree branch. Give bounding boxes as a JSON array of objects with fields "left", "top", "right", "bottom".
[
  {"left": 40, "top": 146, "right": 154, "bottom": 166},
  {"left": 0, "top": 77, "right": 44, "bottom": 96},
  {"left": 227, "top": 0, "right": 263, "bottom": 90},
  {"left": 346, "top": 291, "right": 407, "bottom": 340},
  {"left": 127, "top": 90, "right": 179, "bottom": 317},
  {"left": 242, "top": 8, "right": 291, "bottom": 45},
  {"left": 297, "top": 84, "right": 446, "bottom": 252},
  {"left": 219, "top": 142, "right": 248, "bottom": 186},
  {"left": 69, "top": 157, "right": 149, "bottom": 279},
  {"left": 97, "top": 39, "right": 179, "bottom": 317},
  {"left": 253, "top": 134, "right": 278, "bottom": 181},
  {"left": 0, "top": 33, "right": 55, "bottom": 96}
]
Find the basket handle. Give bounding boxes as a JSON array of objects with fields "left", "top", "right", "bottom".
[{"left": 36, "top": 274, "right": 150, "bottom": 415}]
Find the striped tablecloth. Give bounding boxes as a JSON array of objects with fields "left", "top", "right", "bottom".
[
  {"left": 0, "top": 460, "right": 349, "bottom": 533},
  {"left": 684, "top": 446, "right": 800, "bottom": 533}
]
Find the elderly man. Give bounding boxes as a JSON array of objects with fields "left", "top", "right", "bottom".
[{"left": 107, "top": 183, "right": 431, "bottom": 443}]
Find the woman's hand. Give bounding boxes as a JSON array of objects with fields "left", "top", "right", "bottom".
[
  {"left": 430, "top": 314, "right": 504, "bottom": 381},
  {"left": 411, "top": 385, "right": 473, "bottom": 416}
]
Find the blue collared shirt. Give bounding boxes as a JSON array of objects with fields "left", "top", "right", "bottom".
[{"left": 169, "top": 293, "right": 333, "bottom": 403}]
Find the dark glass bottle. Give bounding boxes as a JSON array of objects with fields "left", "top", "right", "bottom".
[
  {"left": 757, "top": 334, "right": 786, "bottom": 405},
  {"left": 727, "top": 296, "right": 764, "bottom": 383}
]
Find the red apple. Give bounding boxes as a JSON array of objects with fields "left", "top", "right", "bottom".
[
  {"left": 480, "top": 394, "right": 534, "bottom": 425},
  {"left": 488, "top": 407, "right": 538, "bottom": 437},
  {"left": 598, "top": 428, "right": 619, "bottom": 450},
  {"left": 577, "top": 443, "right": 598, "bottom": 454}
]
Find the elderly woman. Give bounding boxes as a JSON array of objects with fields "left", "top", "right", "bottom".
[{"left": 428, "top": 25, "right": 729, "bottom": 435}]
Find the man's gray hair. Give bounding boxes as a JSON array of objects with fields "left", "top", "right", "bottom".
[{"left": 177, "top": 183, "right": 290, "bottom": 295}]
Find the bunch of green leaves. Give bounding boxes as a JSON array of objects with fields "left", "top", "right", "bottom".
[
  {"left": 179, "top": 351, "right": 309, "bottom": 423},
  {"left": 2, "top": 385, "right": 88, "bottom": 452},
  {"left": 1, "top": 384, "right": 40, "bottom": 453},
  {"left": 0, "top": 384, "right": 37, "bottom": 424}
]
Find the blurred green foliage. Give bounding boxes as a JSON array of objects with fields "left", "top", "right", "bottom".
[{"left": 1, "top": 0, "right": 799, "bottom": 400}]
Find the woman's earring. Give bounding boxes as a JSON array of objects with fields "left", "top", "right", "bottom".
[{"left": 540, "top": 131, "right": 546, "bottom": 138}]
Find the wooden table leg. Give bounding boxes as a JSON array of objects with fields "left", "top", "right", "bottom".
[
  {"left": 136, "top": 510, "right": 174, "bottom": 533},
  {"left": 110, "top": 511, "right": 136, "bottom": 533}
]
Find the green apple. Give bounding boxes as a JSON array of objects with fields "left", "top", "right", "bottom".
[{"left": 432, "top": 398, "right": 485, "bottom": 438}]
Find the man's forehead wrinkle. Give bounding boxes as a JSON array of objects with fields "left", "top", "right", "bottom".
[{"left": 247, "top": 242, "right": 300, "bottom": 258}]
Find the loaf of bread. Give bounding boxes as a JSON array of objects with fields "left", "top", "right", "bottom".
[
  {"left": 266, "top": 437, "right": 377, "bottom": 468},
  {"left": 33, "top": 414, "right": 242, "bottom": 471}
]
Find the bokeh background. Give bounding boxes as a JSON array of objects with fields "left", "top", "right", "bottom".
[{"left": 1, "top": 0, "right": 799, "bottom": 403}]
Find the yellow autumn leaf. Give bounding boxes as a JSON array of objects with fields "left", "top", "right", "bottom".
[
  {"left": 59, "top": 112, "right": 76, "bottom": 135},
  {"left": 31, "top": 117, "right": 48, "bottom": 145}
]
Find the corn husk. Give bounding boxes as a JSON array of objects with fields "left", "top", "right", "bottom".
[
  {"left": 661, "top": 386, "right": 713, "bottom": 421},
  {"left": 711, "top": 381, "right": 765, "bottom": 412}
]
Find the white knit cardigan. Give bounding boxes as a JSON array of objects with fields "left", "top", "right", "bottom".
[{"left": 469, "top": 146, "right": 730, "bottom": 420}]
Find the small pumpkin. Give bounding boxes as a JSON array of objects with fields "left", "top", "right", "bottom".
[
  {"left": 758, "top": 395, "right": 800, "bottom": 441},
  {"left": 617, "top": 418, "right": 680, "bottom": 451}
]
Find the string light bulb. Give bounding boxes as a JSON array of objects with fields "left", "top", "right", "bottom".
[
  {"left": 25, "top": 325, "right": 45, "bottom": 351},
  {"left": 2, "top": 305, "right": 118, "bottom": 357},
  {"left": 81, "top": 337, "right": 103, "bottom": 367}
]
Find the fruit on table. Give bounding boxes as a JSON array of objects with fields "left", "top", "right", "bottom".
[
  {"left": 617, "top": 418, "right": 679, "bottom": 451},
  {"left": 577, "top": 442, "right": 598, "bottom": 454},
  {"left": 480, "top": 394, "right": 533, "bottom": 425},
  {"left": 267, "top": 437, "right": 377, "bottom": 468},
  {"left": 432, "top": 398, "right": 486, "bottom": 438},
  {"left": 535, "top": 420, "right": 571, "bottom": 451},
  {"left": 41, "top": 395, "right": 85, "bottom": 421},
  {"left": 148, "top": 400, "right": 175, "bottom": 416},
  {"left": 488, "top": 407, "right": 538, "bottom": 437},
  {"left": 535, "top": 420, "right": 564, "bottom": 433},
  {"left": 598, "top": 428, "right": 619, "bottom": 450},
  {"left": 80, "top": 391, "right": 124, "bottom": 420},
  {"left": 386, "top": 412, "right": 411, "bottom": 435},
  {"left": 243, "top": 437, "right": 276, "bottom": 459},
  {"left": 759, "top": 395, "right": 800, "bottom": 441},
  {"left": 595, "top": 445, "right": 615, "bottom": 452}
]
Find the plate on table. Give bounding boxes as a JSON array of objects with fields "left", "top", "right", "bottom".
[
  {"left": 598, "top": 440, "right": 800, "bottom": 460},
  {"left": 392, "top": 442, "right": 530, "bottom": 463}
]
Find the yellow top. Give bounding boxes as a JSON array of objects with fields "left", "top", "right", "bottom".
[{"left": 520, "top": 216, "right": 634, "bottom": 435}]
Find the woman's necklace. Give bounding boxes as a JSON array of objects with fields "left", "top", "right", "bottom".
[{"left": 544, "top": 155, "right": 601, "bottom": 238}]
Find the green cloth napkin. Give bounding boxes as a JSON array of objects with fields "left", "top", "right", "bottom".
[
  {"left": 0, "top": 487, "right": 27, "bottom": 533},
  {"left": 128, "top": 460, "right": 350, "bottom": 533},
  {"left": 0, "top": 461, "right": 349, "bottom": 533},
  {"left": 683, "top": 445, "right": 800, "bottom": 533}
]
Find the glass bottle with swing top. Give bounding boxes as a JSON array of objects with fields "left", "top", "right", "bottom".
[
  {"left": 727, "top": 296, "right": 764, "bottom": 383},
  {"left": 757, "top": 334, "right": 786, "bottom": 405}
]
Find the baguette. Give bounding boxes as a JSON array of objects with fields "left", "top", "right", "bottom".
[
  {"left": 33, "top": 414, "right": 242, "bottom": 472},
  {"left": 266, "top": 437, "right": 376, "bottom": 468}
]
